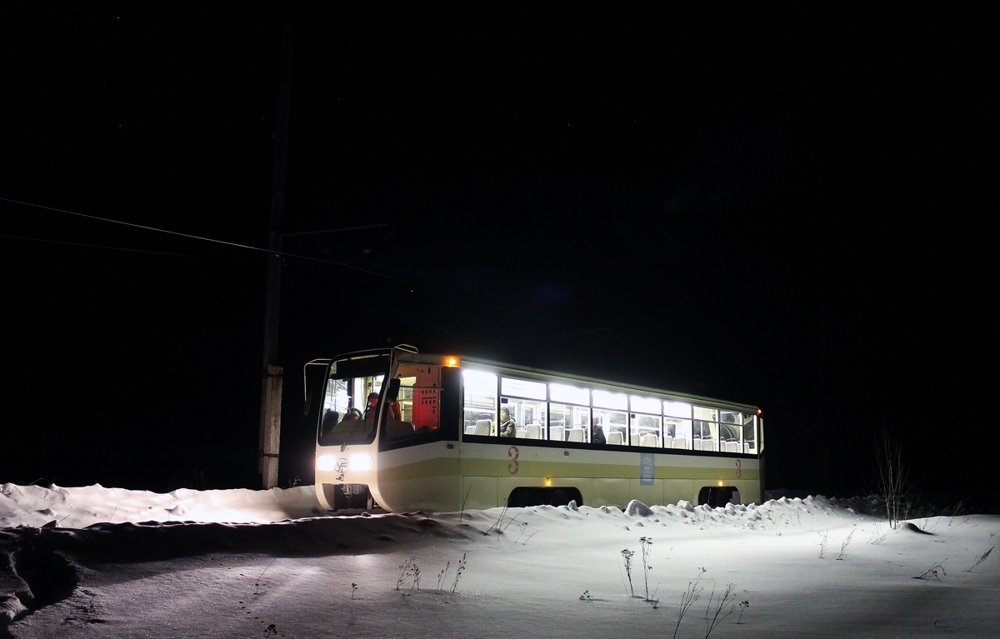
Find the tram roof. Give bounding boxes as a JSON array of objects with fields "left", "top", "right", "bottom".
[{"left": 328, "top": 345, "right": 760, "bottom": 414}]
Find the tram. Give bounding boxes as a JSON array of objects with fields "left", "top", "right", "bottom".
[{"left": 309, "top": 345, "right": 763, "bottom": 512}]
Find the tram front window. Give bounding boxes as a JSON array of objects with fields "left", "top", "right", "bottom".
[
  {"left": 319, "top": 373, "right": 384, "bottom": 446},
  {"left": 317, "top": 355, "right": 392, "bottom": 447}
]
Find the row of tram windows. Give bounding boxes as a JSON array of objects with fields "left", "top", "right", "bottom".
[{"left": 462, "top": 369, "right": 758, "bottom": 454}]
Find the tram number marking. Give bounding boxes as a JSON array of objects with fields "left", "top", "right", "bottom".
[
  {"left": 508, "top": 446, "right": 520, "bottom": 475},
  {"left": 735, "top": 458, "right": 742, "bottom": 480}
]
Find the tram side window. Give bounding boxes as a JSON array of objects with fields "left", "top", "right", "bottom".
[
  {"left": 500, "top": 377, "right": 547, "bottom": 439},
  {"left": 693, "top": 406, "right": 719, "bottom": 452},
  {"left": 719, "top": 410, "right": 743, "bottom": 453},
  {"left": 501, "top": 397, "right": 547, "bottom": 439},
  {"left": 742, "top": 413, "right": 757, "bottom": 453},
  {"left": 463, "top": 369, "right": 498, "bottom": 436},
  {"left": 593, "top": 408, "right": 627, "bottom": 445},
  {"left": 630, "top": 395, "right": 663, "bottom": 447},
  {"left": 631, "top": 414, "right": 663, "bottom": 447},
  {"left": 549, "top": 382, "right": 588, "bottom": 442},
  {"left": 549, "top": 403, "right": 590, "bottom": 442},
  {"left": 593, "top": 389, "right": 628, "bottom": 446},
  {"left": 665, "top": 418, "right": 692, "bottom": 449},
  {"left": 664, "top": 401, "right": 693, "bottom": 450}
]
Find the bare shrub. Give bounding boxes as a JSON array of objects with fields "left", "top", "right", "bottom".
[
  {"left": 871, "top": 428, "right": 914, "bottom": 530},
  {"left": 621, "top": 548, "right": 636, "bottom": 598},
  {"left": 968, "top": 546, "right": 993, "bottom": 572},
  {"left": 916, "top": 560, "right": 947, "bottom": 581},
  {"left": 704, "top": 582, "right": 737, "bottom": 637},
  {"left": 450, "top": 553, "right": 467, "bottom": 593},
  {"left": 639, "top": 536, "right": 654, "bottom": 602},
  {"left": 672, "top": 582, "right": 703, "bottom": 639},
  {"left": 395, "top": 558, "right": 420, "bottom": 591},
  {"left": 736, "top": 599, "right": 750, "bottom": 624},
  {"left": 836, "top": 529, "right": 856, "bottom": 560}
]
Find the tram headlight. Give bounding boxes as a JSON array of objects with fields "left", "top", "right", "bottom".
[
  {"left": 316, "top": 454, "right": 336, "bottom": 472},
  {"left": 349, "top": 454, "right": 373, "bottom": 471}
]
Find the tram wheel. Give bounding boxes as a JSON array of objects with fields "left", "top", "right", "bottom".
[
  {"left": 508, "top": 487, "right": 583, "bottom": 508},
  {"left": 698, "top": 486, "right": 738, "bottom": 508}
]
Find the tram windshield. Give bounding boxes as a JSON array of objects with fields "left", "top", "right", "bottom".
[{"left": 317, "top": 354, "right": 389, "bottom": 446}]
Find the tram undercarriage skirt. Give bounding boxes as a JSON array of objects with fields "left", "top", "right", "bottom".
[{"left": 322, "top": 483, "right": 372, "bottom": 510}]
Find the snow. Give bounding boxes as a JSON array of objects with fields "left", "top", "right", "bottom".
[{"left": 2, "top": 483, "right": 998, "bottom": 638}]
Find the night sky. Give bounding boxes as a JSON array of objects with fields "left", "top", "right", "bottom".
[{"left": 3, "top": 6, "right": 995, "bottom": 501}]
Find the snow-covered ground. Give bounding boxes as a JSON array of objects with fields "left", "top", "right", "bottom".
[{"left": 1, "top": 483, "right": 997, "bottom": 638}]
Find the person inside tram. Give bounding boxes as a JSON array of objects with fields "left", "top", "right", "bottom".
[
  {"left": 499, "top": 407, "right": 517, "bottom": 437},
  {"left": 720, "top": 413, "right": 739, "bottom": 442},
  {"left": 590, "top": 416, "right": 606, "bottom": 445},
  {"left": 321, "top": 408, "right": 339, "bottom": 436},
  {"left": 344, "top": 407, "right": 362, "bottom": 421},
  {"left": 365, "top": 392, "right": 401, "bottom": 420}
]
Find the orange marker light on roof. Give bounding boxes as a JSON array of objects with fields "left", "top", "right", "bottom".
[
  {"left": 444, "top": 356, "right": 460, "bottom": 367},
  {"left": 757, "top": 408, "right": 762, "bottom": 416}
]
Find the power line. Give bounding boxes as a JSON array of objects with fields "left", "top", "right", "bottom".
[
  {"left": 0, "top": 232, "right": 228, "bottom": 260},
  {"left": 2, "top": 195, "right": 633, "bottom": 347},
  {"left": 0, "top": 196, "right": 267, "bottom": 253},
  {"left": 0, "top": 196, "right": 515, "bottom": 319}
]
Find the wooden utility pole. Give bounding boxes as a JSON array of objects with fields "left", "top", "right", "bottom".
[{"left": 260, "top": 21, "right": 292, "bottom": 489}]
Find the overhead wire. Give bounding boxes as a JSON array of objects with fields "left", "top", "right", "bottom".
[
  {"left": 0, "top": 197, "right": 265, "bottom": 253},
  {"left": 0, "top": 232, "right": 228, "bottom": 260},
  {"left": 2, "top": 195, "right": 630, "bottom": 348}
]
